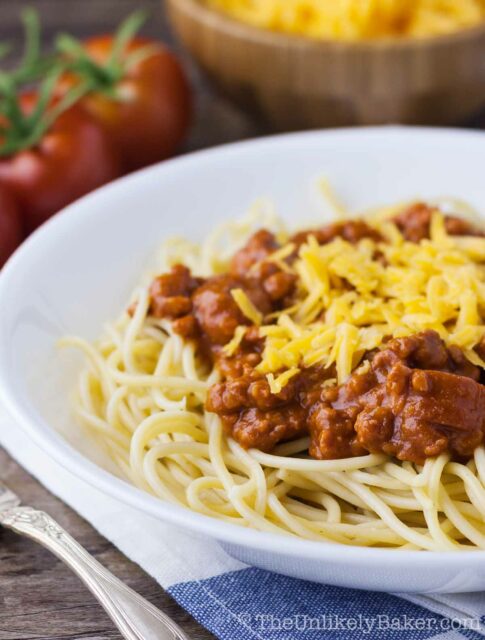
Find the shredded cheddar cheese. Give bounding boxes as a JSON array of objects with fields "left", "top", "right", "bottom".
[
  {"left": 205, "top": 0, "right": 485, "bottom": 40},
  {"left": 231, "top": 288, "right": 263, "bottom": 325},
  {"left": 252, "top": 209, "right": 485, "bottom": 385},
  {"left": 267, "top": 367, "right": 301, "bottom": 393},
  {"left": 223, "top": 325, "right": 247, "bottom": 356}
]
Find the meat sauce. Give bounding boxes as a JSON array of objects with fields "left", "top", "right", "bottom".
[
  {"left": 291, "top": 220, "right": 381, "bottom": 247},
  {"left": 309, "top": 331, "right": 484, "bottom": 463},
  {"left": 207, "top": 360, "right": 330, "bottom": 451},
  {"left": 393, "top": 202, "right": 484, "bottom": 243},
  {"left": 146, "top": 212, "right": 485, "bottom": 464}
]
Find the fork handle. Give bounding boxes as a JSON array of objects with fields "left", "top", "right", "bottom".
[{"left": 1, "top": 506, "right": 190, "bottom": 640}]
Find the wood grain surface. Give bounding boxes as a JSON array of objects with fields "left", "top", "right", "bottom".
[
  {"left": 0, "top": 1, "right": 260, "bottom": 639},
  {"left": 0, "top": 449, "right": 215, "bottom": 640}
]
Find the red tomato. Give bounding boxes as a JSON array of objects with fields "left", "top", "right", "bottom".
[
  {"left": 0, "top": 183, "right": 23, "bottom": 266},
  {"left": 59, "top": 36, "right": 192, "bottom": 173},
  {"left": 0, "top": 94, "right": 121, "bottom": 233}
]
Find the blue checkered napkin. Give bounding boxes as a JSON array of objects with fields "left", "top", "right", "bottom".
[{"left": 169, "top": 568, "right": 485, "bottom": 640}]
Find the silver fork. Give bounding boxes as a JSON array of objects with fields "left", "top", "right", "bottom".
[{"left": 0, "top": 480, "right": 190, "bottom": 640}]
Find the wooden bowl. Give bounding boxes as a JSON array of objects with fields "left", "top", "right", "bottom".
[{"left": 167, "top": 0, "right": 485, "bottom": 129}]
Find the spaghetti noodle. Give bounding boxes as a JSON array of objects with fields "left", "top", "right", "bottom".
[{"left": 62, "top": 197, "right": 485, "bottom": 550}]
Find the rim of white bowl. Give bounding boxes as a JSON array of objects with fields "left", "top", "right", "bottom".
[{"left": 1, "top": 125, "right": 485, "bottom": 568}]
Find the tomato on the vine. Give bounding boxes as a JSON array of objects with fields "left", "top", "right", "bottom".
[
  {"left": 0, "top": 182, "right": 22, "bottom": 266},
  {"left": 0, "top": 93, "right": 121, "bottom": 233},
  {"left": 0, "top": 10, "right": 192, "bottom": 236},
  {"left": 57, "top": 14, "right": 192, "bottom": 173}
]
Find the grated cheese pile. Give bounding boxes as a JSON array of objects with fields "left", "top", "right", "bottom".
[
  {"left": 246, "top": 208, "right": 485, "bottom": 388},
  {"left": 205, "top": 0, "right": 485, "bottom": 40}
]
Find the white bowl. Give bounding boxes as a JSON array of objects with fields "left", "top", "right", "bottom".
[{"left": 2, "top": 127, "right": 485, "bottom": 594}]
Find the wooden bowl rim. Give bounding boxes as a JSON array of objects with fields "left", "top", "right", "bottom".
[{"left": 167, "top": 0, "right": 485, "bottom": 51}]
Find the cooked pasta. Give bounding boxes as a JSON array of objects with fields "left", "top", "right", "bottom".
[{"left": 62, "top": 194, "right": 485, "bottom": 550}]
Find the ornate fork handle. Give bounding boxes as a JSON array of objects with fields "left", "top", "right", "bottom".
[{"left": 1, "top": 506, "right": 189, "bottom": 640}]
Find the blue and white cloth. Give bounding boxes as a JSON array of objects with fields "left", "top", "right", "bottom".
[{"left": 2, "top": 410, "right": 485, "bottom": 640}]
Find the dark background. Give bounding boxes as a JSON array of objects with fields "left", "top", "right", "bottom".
[{"left": 0, "top": 1, "right": 259, "bottom": 639}]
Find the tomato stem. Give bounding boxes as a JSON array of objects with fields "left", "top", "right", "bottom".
[
  {"left": 123, "top": 43, "right": 160, "bottom": 71},
  {"left": 0, "top": 66, "right": 90, "bottom": 157},
  {"left": 107, "top": 9, "right": 148, "bottom": 71},
  {"left": 8, "top": 9, "right": 55, "bottom": 85},
  {"left": 19, "top": 9, "right": 41, "bottom": 77},
  {"left": 55, "top": 10, "right": 153, "bottom": 99},
  {"left": 42, "top": 77, "right": 90, "bottom": 131},
  {"left": 0, "top": 10, "right": 92, "bottom": 157},
  {"left": 0, "top": 8, "right": 155, "bottom": 157}
]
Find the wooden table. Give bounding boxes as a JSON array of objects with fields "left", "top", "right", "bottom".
[
  {"left": 0, "top": 1, "right": 261, "bottom": 638},
  {"left": 0, "top": 449, "right": 215, "bottom": 640}
]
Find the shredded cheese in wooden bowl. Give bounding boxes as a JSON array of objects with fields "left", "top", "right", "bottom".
[{"left": 204, "top": 0, "right": 485, "bottom": 40}]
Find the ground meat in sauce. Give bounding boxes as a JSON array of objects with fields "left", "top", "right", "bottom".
[
  {"left": 230, "top": 230, "right": 297, "bottom": 303},
  {"left": 290, "top": 220, "right": 381, "bottom": 247},
  {"left": 393, "top": 203, "right": 484, "bottom": 243},
  {"left": 149, "top": 265, "right": 202, "bottom": 319},
  {"left": 230, "top": 229, "right": 280, "bottom": 278},
  {"left": 209, "top": 330, "right": 485, "bottom": 460},
  {"left": 216, "top": 326, "right": 264, "bottom": 379},
  {"left": 145, "top": 214, "right": 485, "bottom": 463},
  {"left": 148, "top": 221, "right": 384, "bottom": 344},
  {"left": 309, "top": 331, "right": 485, "bottom": 464},
  {"left": 149, "top": 232, "right": 298, "bottom": 349},
  {"left": 149, "top": 269, "right": 273, "bottom": 347},
  {"left": 192, "top": 275, "right": 272, "bottom": 346},
  {"left": 206, "top": 366, "right": 327, "bottom": 451}
]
